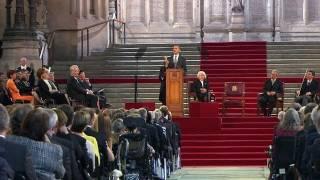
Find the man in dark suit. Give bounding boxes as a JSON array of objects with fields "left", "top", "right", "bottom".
[
  {"left": 166, "top": 45, "right": 187, "bottom": 73},
  {"left": 259, "top": 70, "right": 283, "bottom": 116},
  {"left": 193, "top": 71, "right": 210, "bottom": 102},
  {"left": 295, "top": 70, "right": 319, "bottom": 106},
  {"left": 67, "top": 65, "right": 98, "bottom": 108},
  {"left": 79, "top": 70, "right": 111, "bottom": 108},
  {"left": 16, "top": 57, "right": 35, "bottom": 88}
]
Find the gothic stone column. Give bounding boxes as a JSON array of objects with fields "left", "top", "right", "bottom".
[
  {"left": 14, "top": 0, "right": 26, "bottom": 30},
  {"left": 5, "top": 0, "right": 13, "bottom": 29},
  {"left": 0, "top": 0, "right": 41, "bottom": 73},
  {"left": 28, "top": 0, "right": 37, "bottom": 30}
]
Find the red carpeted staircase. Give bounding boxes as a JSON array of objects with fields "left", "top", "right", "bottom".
[
  {"left": 201, "top": 42, "right": 267, "bottom": 115},
  {"left": 177, "top": 42, "right": 278, "bottom": 166}
]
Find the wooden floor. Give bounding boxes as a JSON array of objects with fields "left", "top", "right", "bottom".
[{"left": 169, "top": 166, "right": 268, "bottom": 180}]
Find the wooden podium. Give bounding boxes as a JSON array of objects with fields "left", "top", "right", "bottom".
[{"left": 166, "top": 69, "right": 184, "bottom": 116}]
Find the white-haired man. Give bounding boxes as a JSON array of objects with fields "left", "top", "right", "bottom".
[
  {"left": 67, "top": 65, "right": 98, "bottom": 108},
  {"left": 258, "top": 70, "right": 283, "bottom": 116}
]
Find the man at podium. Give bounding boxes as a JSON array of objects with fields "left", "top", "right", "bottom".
[
  {"left": 159, "top": 45, "right": 188, "bottom": 105},
  {"left": 166, "top": 45, "right": 187, "bottom": 73}
]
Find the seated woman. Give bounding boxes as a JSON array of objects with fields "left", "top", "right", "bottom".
[
  {"left": 6, "top": 70, "right": 34, "bottom": 103},
  {"left": 273, "top": 108, "right": 301, "bottom": 137},
  {"left": 193, "top": 71, "right": 210, "bottom": 102},
  {"left": 37, "top": 68, "right": 69, "bottom": 105}
]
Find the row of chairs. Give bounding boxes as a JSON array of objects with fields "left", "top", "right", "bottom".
[{"left": 188, "top": 81, "right": 284, "bottom": 116}]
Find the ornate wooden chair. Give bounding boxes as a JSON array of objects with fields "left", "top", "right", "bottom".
[{"left": 222, "top": 82, "right": 245, "bottom": 116}]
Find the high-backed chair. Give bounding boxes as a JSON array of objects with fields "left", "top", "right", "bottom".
[
  {"left": 222, "top": 82, "right": 245, "bottom": 116},
  {"left": 187, "top": 81, "right": 197, "bottom": 102}
]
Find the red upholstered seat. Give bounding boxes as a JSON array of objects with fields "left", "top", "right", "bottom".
[{"left": 222, "top": 82, "right": 245, "bottom": 116}]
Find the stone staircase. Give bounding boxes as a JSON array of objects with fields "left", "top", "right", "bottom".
[
  {"left": 169, "top": 167, "right": 268, "bottom": 180},
  {"left": 52, "top": 42, "right": 320, "bottom": 112},
  {"left": 267, "top": 41, "right": 320, "bottom": 108},
  {"left": 52, "top": 44, "right": 201, "bottom": 110}
]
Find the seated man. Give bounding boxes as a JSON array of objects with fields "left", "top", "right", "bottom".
[
  {"left": 16, "top": 57, "right": 35, "bottom": 88},
  {"left": 295, "top": 70, "right": 319, "bottom": 106},
  {"left": 16, "top": 70, "right": 33, "bottom": 96},
  {"left": 37, "top": 68, "right": 69, "bottom": 105},
  {"left": 258, "top": 70, "right": 283, "bottom": 116},
  {"left": 48, "top": 71, "right": 60, "bottom": 91},
  {"left": 67, "top": 65, "right": 98, "bottom": 108},
  {"left": 78, "top": 70, "right": 110, "bottom": 108},
  {"left": 193, "top": 71, "right": 209, "bottom": 102}
]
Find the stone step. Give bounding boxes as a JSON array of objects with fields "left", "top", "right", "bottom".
[
  {"left": 268, "top": 54, "right": 320, "bottom": 59},
  {"left": 267, "top": 59, "right": 320, "bottom": 63},
  {"left": 169, "top": 167, "right": 267, "bottom": 180},
  {"left": 92, "top": 50, "right": 201, "bottom": 56},
  {"left": 268, "top": 49, "right": 320, "bottom": 54},
  {"left": 268, "top": 41, "right": 320, "bottom": 45}
]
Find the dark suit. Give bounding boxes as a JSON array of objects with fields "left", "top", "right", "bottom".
[
  {"left": 259, "top": 79, "right": 283, "bottom": 116},
  {"left": 16, "top": 66, "right": 35, "bottom": 88},
  {"left": 0, "top": 88, "right": 13, "bottom": 106},
  {"left": 50, "top": 136, "right": 73, "bottom": 180},
  {"left": 0, "top": 137, "right": 37, "bottom": 180},
  {"left": 159, "top": 66, "right": 166, "bottom": 105},
  {"left": 295, "top": 79, "right": 319, "bottom": 106},
  {"left": 167, "top": 54, "right": 187, "bottom": 73},
  {"left": 80, "top": 80, "right": 109, "bottom": 108},
  {"left": 80, "top": 80, "right": 92, "bottom": 90},
  {"left": 67, "top": 76, "right": 98, "bottom": 108},
  {"left": 16, "top": 80, "right": 32, "bottom": 95},
  {"left": 193, "top": 79, "right": 209, "bottom": 102},
  {"left": 38, "top": 79, "right": 69, "bottom": 105}
]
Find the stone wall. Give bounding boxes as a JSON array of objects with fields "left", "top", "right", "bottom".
[
  {"left": 48, "top": 0, "right": 110, "bottom": 62},
  {"left": 119, "top": 0, "right": 320, "bottom": 43},
  {"left": 0, "top": 0, "right": 110, "bottom": 63},
  {"left": 0, "top": 1, "right": 5, "bottom": 40}
]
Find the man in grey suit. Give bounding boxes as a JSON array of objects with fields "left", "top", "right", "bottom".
[{"left": 166, "top": 45, "right": 187, "bottom": 73}]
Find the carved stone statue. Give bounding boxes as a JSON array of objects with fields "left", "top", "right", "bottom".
[
  {"left": 36, "top": 0, "right": 48, "bottom": 30},
  {"left": 232, "top": 0, "right": 244, "bottom": 13}
]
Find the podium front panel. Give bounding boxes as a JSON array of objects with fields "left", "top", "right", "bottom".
[{"left": 166, "top": 69, "right": 184, "bottom": 116}]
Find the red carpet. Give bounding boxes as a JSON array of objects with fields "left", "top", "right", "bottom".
[
  {"left": 177, "top": 42, "right": 277, "bottom": 166},
  {"left": 175, "top": 116, "right": 278, "bottom": 166},
  {"left": 201, "top": 42, "right": 267, "bottom": 116}
]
